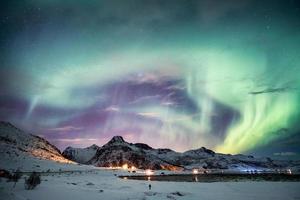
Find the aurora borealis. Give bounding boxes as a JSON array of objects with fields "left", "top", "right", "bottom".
[{"left": 1, "top": 0, "right": 300, "bottom": 158}]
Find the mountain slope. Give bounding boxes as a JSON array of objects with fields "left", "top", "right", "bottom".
[
  {"left": 0, "top": 121, "right": 73, "bottom": 171},
  {"left": 62, "top": 144, "right": 100, "bottom": 164},
  {"left": 88, "top": 136, "right": 181, "bottom": 170}
]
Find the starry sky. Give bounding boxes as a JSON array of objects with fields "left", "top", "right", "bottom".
[{"left": 1, "top": 0, "right": 300, "bottom": 159}]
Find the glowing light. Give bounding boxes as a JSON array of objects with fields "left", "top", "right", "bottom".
[
  {"left": 122, "top": 164, "right": 128, "bottom": 170},
  {"left": 192, "top": 169, "right": 198, "bottom": 174},
  {"left": 145, "top": 169, "right": 154, "bottom": 176}
]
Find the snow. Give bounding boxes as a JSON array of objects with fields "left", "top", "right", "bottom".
[
  {"left": 1, "top": 150, "right": 299, "bottom": 200},
  {"left": 0, "top": 140, "right": 85, "bottom": 172},
  {"left": 62, "top": 145, "right": 99, "bottom": 164},
  {"left": 0, "top": 122, "right": 72, "bottom": 165},
  {"left": 1, "top": 167, "right": 300, "bottom": 200}
]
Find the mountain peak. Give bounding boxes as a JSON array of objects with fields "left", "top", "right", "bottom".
[
  {"left": 0, "top": 121, "right": 17, "bottom": 129},
  {"left": 195, "top": 147, "right": 215, "bottom": 155},
  {"left": 106, "top": 136, "right": 126, "bottom": 145},
  {"left": 88, "top": 144, "right": 100, "bottom": 149},
  {"left": 0, "top": 121, "right": 24, "bottom": 135}
]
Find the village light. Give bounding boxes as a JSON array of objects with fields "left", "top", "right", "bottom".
[
  {"left": 192, "top": 169, "right": 198, "bottom": 174},
  {"left": 122, "top": 164, "right": 128, "bottom": 170},
  {"left": 145, "top": 169, "right": 153, "bottom": 176}
]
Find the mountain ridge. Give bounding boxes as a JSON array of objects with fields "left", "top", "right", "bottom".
[
  {"left": 1, "top": 121, "right": 299, "bottom": 172},
  {"left": 63, "top": 135, "right": 298, "bottom": 171}
]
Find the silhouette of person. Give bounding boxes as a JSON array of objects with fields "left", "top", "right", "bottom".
[{"left": 149, "top": 184, "right": 151, "bottom": 190}]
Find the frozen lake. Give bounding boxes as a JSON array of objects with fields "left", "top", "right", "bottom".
[{"left": 120, "top": 173, "right": 300, "bottom": 182}]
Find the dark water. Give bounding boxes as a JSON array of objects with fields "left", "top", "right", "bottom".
[{"left": 119, "top": 173, "right": 300, "bottom": 182}]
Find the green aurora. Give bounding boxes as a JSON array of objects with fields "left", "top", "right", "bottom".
[{"left": 1, "top": 0, "right": 300, "bottom": 158}]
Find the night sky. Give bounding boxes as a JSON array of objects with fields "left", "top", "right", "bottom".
[{"left": 1, "top": 0, "right": 300, "bottom": 159}]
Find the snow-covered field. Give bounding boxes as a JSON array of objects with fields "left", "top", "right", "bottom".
[{"left": 1, "top": 166, "right": 300, "bottom": 200}]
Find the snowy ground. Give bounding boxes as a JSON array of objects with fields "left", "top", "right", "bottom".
[{"left": 1, "top": 167, "right": 300, "bottom": 200}]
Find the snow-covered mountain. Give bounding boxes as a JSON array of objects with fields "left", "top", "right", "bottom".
[
  {"left": 66, "top": 135, "right": 299, "bottom": 171},
  {"left": 0, "top": 121, "right": 73, "bottom": 171},
  {"left": 62, "top": 144, "right": 100, "bottom": 163},
  {"left": 1, "top": 121, "right": 298, "bottom": 172},
  {"left": 87, "top": 136, "right": 181, "bottom": 170}
]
